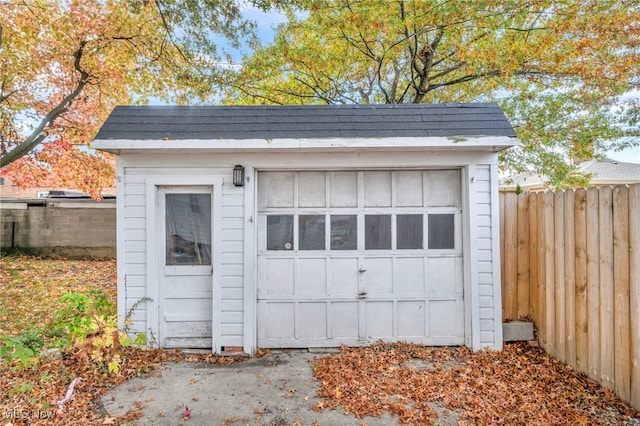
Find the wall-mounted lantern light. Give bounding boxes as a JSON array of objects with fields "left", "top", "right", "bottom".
[{"left": 233, "top": 165, "right": 245, "bottom": 187}]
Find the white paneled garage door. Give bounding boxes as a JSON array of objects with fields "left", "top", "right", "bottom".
[{"left": 257, "top": 170, "right": 464, "bottom": 348}]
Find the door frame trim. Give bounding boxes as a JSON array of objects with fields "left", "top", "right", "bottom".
[{"left": 146, "top": 175, "right": 223, "bottom": 353}]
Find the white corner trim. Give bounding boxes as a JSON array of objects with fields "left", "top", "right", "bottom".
[
  {"left": 465, "top": 164, "right": 482, "bottom": 351},
  {"left": 490, "top": 163, "right": 504, "bottom": 350},
  {"left": 242, "top": 166, "right": 257, "bottom": 355},
  {"left": 116, "top": 162, "right": 126, "bottom": 330}
]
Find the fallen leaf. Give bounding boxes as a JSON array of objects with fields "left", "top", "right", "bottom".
[{"left": 181, "top": 405, "right": 192, "bottom": 420}]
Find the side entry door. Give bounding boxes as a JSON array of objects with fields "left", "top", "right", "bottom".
[{"left": 158, "top": 186, "right": 214, "bottom": 348}]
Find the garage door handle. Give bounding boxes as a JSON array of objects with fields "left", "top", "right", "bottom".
[
  {"left": 359, "top": 268, "right": 367, "bottom": 273},
  {"left": 358, "top": 291, "right": 368, "bottom": 298}
]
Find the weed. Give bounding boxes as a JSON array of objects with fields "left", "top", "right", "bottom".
[
  {"left": 0, "top": 330, "right": 45, "bottom": 368},
  {"left": 123, "top": 296, "right": 152, "bottom": 334},
  {"left": 49, "top": 290, "right": 115, "bottom": 349},
  {"left": 10, "top": 382, "right": 34, "bottom": 396}
]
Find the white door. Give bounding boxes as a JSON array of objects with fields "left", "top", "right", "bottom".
[
  {"left": 257, "top": 170, "right": 464, "bottom": 348},
  {"left": 158, "top": 187, "right": 214, "bottom": 348}
]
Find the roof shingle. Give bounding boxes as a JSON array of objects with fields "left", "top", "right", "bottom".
[{"left": 94, "top": 103, "right": 517, "bottom": 140}]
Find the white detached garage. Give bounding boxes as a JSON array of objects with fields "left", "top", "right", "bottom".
[{"left": 93, "top": 103, "right": 518, "bottom": 355}]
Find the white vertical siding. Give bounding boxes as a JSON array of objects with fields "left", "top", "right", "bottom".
[
  {"left": 474, "top": 164, "right": 499, "bottom": 348},
  {"left": 122, "top": 173, "right": 148, "bottom": 337},
  {"left": 220, "top": 182, "right": 245, "bottom": 347}
]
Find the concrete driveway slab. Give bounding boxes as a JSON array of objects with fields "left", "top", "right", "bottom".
[{"left": 101, "top": 350, "right": 406, "bottom": 425}]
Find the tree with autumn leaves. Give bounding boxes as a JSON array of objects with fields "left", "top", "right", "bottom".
[
  {"left": 225, "top": 0, "right": 640, "bottom": 187},
  {"left": 1, "top": 0, "right": 638, "bottom": 193},
  {"left": 0, "top": 0, "right": 255, "bottom": 197}
]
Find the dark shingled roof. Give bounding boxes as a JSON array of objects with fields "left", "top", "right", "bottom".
[{"left": 94, "top": 103, "right": 517, "bottom": 140}]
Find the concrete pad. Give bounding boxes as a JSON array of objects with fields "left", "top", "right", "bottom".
[
  {"left": 101, "top": 350, "right": 408, "bottom": 425},
  {"left": 502, "top": 321, "right": 534, "bottom": 342}
]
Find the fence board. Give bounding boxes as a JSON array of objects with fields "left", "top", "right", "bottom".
[
  {"left": 613, "top": 186, "right": 630, "bottom": 402},
  {"left": 537, "top": 192, "right": 547, "bottom": 347},
  {"left": 574, "top": 188, "right": 588, "bottom": 374},
  {"left": 529, "top": 194, "right": 539, "bottom": 325},
  {"left": 564, "top": 189, "right": 576, "bottom": 367},
  {"left": 599, "top": 187, "right": 615, "bottom": 390},
  {"left": 554, "top": 191, "right": 566, "bottom": 362},
  {"left": 543, "top": 191, "right": 555, "bottom": 354},
  {"left": 586, "top": 187, "right": 600, "bottom": 381},
  {"left": 500, "top": 190, "right": 506, "bottom": 318},
  {"left": 503, "top": 192, "right": 519, "bottom": 320},
  {"left": 517, "top": 193, "right": 530, "bottom": 319},
  {"left": 630, "top": 184, "right": 640, "bottom": 410}
]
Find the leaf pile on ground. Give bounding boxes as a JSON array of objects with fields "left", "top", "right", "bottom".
[{"left": 312, "top": 342, "right": 640, "bottom": 425}]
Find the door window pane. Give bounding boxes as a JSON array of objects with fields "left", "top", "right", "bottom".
[
  {"left": 299, "top": 215, "right": 325, "bottom": 250},
  {"left": 267, "top": 215, "right": 294, "bottom": 250},
  {"left": 298, "top": 172, "right": 326, "bottom": 207},
  {"left": 395, "top": 171, "right": 424, "bottom": 207},
  {"left": 426, "top": 170, "right": 461, "bottom": 207},
  {"left": 365, "top": 215, "right": 391, "bottom": 250},
  {"left": 259, "top": 172, "right": 294, "bottom": 208},
  {"left": 397, "top": 214, "right": 423, "bottom": 249},
  {"left": 166, "top": 193, "right": 211, "bottom": 265},
  {"left": 364, "top": 171, "right": 391, "bottom": 207},
  {"left": 330, "top": 172, "right": 357, "bottom": 207},
  {"left": 428, "top": 214, "right": 455, "bottom": 249},
  {"left": 331, "top": 215, "right": 357, "bottom": 250}
]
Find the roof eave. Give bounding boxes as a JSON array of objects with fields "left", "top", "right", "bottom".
[{"left": 92, "top": 136, "right": 520, "bottom": 155}]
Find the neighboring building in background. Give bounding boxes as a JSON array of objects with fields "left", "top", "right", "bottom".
[
  {"left": 0, "top": 176, "right": 116, "bottom": 199},
  {"left": 500, "top": 158, "right": 640, "bottom": 192}
]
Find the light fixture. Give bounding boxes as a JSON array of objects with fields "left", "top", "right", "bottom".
[{"left": 233, "top": 165, "right": 245, "bottom": 187}]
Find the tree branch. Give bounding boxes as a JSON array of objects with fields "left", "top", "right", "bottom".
[
  {"left": 0, "top": 41, "right": 91, "bottom": 167},
  {"left": 154, "top": 0, "right": 192, "bottom": 64},
  {"left": 427, "top": 70, "right": 501, "bottom": 91},
  {"left": 413, "top": 29, "right": 444, "bottom": 103}
]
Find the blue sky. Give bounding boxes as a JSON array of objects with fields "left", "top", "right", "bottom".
[{"left": 607, "top": 145, "right": 640, "bottom": 164}]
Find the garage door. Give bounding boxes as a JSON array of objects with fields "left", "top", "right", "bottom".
[{"left": 257, "top": 170, "right": 464, "bottom": 348}]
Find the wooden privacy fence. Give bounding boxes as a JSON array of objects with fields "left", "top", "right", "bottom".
[{"left": 499, "top": 184, "right": 640, "bottom": 411}]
